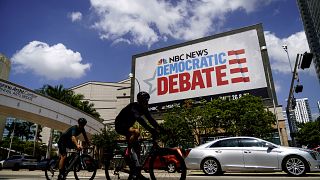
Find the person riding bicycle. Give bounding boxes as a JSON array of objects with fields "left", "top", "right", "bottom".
[
  {"left": 115, "top": 91, "right": 163, "bottom": 180},
  {"left": 57, "top": 117, "right": 90, "bottom": 180}
]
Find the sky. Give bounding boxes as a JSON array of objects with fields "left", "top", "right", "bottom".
[{"left": 1, "top": 0, "right": 319, "bottom": 119}]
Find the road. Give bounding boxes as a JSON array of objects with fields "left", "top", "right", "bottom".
[{"left": 0, "top": 170, "right": 320, "bottom": 180}]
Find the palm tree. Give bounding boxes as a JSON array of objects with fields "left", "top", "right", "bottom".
[
  {"left": 21, "top": 121, "right": 35, "bottom": 141},
  {"left": 36, "top": 84, "right": 101, "bottom": 119}
]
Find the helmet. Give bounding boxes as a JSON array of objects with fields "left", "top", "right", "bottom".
[
  {"left": 137, "top": 91, "right": 150, "bottom": 102},
  {"left": 78, "top": 118, "right": 87, "bottom": 126}
]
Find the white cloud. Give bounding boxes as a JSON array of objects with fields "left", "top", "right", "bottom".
[
  {"left": 274, "top": 80, "right": 281, "bottom": 93},
  {"left": 69, "top": 12, "right": 82, "bottom": 22},
  {"left": 90, "top": 0, "right": 275, "bottom": 46},
  {"left": 264, "top": 31, "right": 311, "bottom": 74},
  {"left": 11, "top": 41, "right": 91, "bottom": 80}
]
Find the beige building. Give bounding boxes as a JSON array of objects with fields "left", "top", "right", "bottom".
[
  {"left": 0, "top": 54, "right": 11, "bottom": 140},
  {"left": 70, "top": 79, "right": 131, "bottom": 126},
  {"left": 0, "top": 54, "right": 11, "bottom": 80}
]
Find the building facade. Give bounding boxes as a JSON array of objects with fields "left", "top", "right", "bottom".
[
  {"left": 294, "top": 98, "right": 313, "bottom": 123},
  {"left": 70, "top": 79, "right": 131, "bottom": 126},
  {"left": 0, "top": 54, "right": 11, "bottom": 140},
  {"left": 0, "top": 54, "right": 11, "bottom": 80},
  {"left": 297, "top": 0, "right": 320, "bottom": 83}
]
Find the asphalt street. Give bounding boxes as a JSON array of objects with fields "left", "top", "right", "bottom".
[{"left": 0, "top": 170, "right": 320, "bottom": 180}]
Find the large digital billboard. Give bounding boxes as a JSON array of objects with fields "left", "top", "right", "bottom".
[{"left": 132, "top": 24, "right": 275, "bottom": 108}]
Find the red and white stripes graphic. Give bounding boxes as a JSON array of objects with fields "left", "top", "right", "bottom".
[{"left": 228, "top": 49, "right": 250, "bottom": 83}]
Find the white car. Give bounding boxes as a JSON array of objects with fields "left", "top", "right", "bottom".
[{"left": 185, "top": 136, "right": 320, "bottom": 176}]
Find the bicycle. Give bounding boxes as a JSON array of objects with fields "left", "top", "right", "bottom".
[
  {"left": 45, "top": 146, "right": 97, "bottom": 180},
  {"left": 104, "top": 137, "right": 187, "bottom": 180}
]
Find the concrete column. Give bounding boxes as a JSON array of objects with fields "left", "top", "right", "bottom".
[{"left": 0, "top": 114, "right": 7, "bottom": 140}]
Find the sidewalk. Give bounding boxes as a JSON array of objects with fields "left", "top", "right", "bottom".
[{"left": 0, "top": 169, "right": 106, "bottom": 176}]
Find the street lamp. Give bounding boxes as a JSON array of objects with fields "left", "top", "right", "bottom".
[
  {"left": 282, "top": 44, "right": 293, "bottom": 73},
  {"left": 261, "top": 45, "right": 283, "bottom": 145},
  {"left": 129, "top": 73, "right": 141, "bottom": 92}
]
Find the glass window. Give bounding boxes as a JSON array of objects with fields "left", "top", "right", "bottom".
[
  {"left": 240, "top": 138, "right": 268, "bottom": 147},
  {"left": 11, "top": 155, "right": 21, "bottom": 160},
  {"left": 210, "top": 139, "right": 239, "bottom": 147},
  {"left": 24, "top": 156, "right": 34, "bottom": 159}
]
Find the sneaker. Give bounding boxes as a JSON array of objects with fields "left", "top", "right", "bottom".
[{"left": 57, "top": 174, "right": 65, "bottom": 180}]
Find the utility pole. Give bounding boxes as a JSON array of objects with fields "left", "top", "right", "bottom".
[
  {"left": 286, "top": 54, "right": 301, "bottom": 147},
  {"left": 285, "top": 52, "right": 313, "bottom": 147}
]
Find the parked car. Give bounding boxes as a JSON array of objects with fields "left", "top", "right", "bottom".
[
  {"left": 0, "top": 155, "right": 37, "bottom": 171},
  {"left": 185, "top": 136, "right": 320, "bottom": 176},
  {"left": 36, "top": 158, "right": 51, "bottom": 170},
  {"left": 143, "top": 148, "right": 185, "bottom": 173},
  {"left": 312, "top": 146, "right": 320, "bottom": 153}
]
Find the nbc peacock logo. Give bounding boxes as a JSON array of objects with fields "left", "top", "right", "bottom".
[{"left": 157, "top": 58, "right": 168, "bottom": 65}]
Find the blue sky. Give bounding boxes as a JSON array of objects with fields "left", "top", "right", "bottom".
[{"left": 1, "top": 0, "right": 319, "bottom": 118}]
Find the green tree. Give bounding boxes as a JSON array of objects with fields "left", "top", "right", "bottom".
[
  {"left": 161, "top": 108, "right": 194, "bottom": 148},
  {"left": 161, "top": 95, "right": 276, "bottom": 147},
  {"left": 22, "top": 121, "right": 35, "bottom": 141},
  {"left": 220, "top": 95, "right": 276, "bottom": 137},
  {"left": 92, "top": 126, "right": 119, "bottom": 152},
  {"left": 36, "top": 84, "right": 101, "bottom": 119},
  {"left": 296, "top": 120, "right": 320, "bottom": 146},
  {"left": 92, "top": 126, "right": 119, "bottom": 167}
]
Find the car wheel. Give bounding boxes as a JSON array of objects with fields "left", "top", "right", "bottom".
[
  {"left": 12, "top": 163, "right": 20, "bottom": 171},
  {"left": 283, "top": 155, "right": 308, "bottom": 176},
  {"left": 167, "top": 162, "right": 176, "bottom": 173},
  {"left": 0, "top": 164, "right": 2, "bottom": 170},
  {"left": 201, "top": 157, "right": 222, "bottom": 176}
]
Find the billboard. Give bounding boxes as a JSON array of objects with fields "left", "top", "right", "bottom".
[{"left": 132, "top": 24, "right": 274, "bottom": 108}]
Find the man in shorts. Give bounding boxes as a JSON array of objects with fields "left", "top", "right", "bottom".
[{"left": 57, "top": 118, "right": 90, "bottom": 180}]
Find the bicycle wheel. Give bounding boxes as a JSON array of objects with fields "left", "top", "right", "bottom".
[
  {"left": 149, "top": 148, "right": 187, "bottom": 180},
  {"left": 45, "top": 158, "right": 59, "bottom": 180},
  {"left": 105, "top": 150, "right": 131, "bottom": 180},
  {"left": 73, "top": 154, "right": 97, "bottom": 180}
]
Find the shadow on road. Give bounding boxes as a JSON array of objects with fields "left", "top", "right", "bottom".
[{"left": 188, "top": 172, "right": 320, "bottom": 177}]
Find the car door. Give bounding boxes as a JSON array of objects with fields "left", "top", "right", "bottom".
[
  {"left": 240, "top": 138, "right": 279, "bottom": 170},
  {"left": 209, "top": 138, "right": 244, "bottom": 170},
  {"left": 4, "top": 155, "right": 19, "bottom": 168}
]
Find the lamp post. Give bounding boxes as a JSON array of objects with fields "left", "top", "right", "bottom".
[
  {"left": 129, "top": 73, "right": 141, "bottom": 131},
  {"left": 282, "top": 44, "right": 293, "bottom": 73},
  {"left": 129, "top": 73, "right": 141, "bottom": 93},
  {"left": 261, "top": 46, "right": 283, "bottom": 145},
  {"left": 33, "top": 124, "right": 38, "bottom": 157},
  {"left": 7, "top": 119, "right": 16, "bottom": 158}
]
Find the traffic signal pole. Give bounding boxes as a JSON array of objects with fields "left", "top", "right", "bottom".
[{"left": 286, "top": 54, "right": 301, "bottom": 147}]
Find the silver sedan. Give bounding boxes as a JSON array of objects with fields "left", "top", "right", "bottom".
[{"left": 185, "top": 136, "right": 320, "bottom": 176}]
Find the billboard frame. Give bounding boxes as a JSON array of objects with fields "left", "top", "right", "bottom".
[{"left": 131, "top": 23, "right": 278, "bottom": 109}]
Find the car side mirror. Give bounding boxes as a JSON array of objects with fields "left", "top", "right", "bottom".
[{"left": 267, "top": 143, "right": 275, "bottom": 149}]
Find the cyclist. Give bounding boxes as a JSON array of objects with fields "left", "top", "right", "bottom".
[
  {"left": 115, "top": 91, "right": 162, "bottom": 180},
  {"left": 57, "top": 118, "right": 90, "bottom": 180}
]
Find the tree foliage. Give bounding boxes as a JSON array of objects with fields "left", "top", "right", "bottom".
[
  {"left": 0, "top": 137, "right": 47, "bottom": 160},
  {"left": 91, "top": 126, "right": 119, "bottom": 151},
  {"left": 36, "top": 84, "right": 101, "bottom": 119},
  {"left": 296, "top": 119, "right": 320, "bottom": 146},
  {"left": 161, "top": 95, "right": 276, "bottom": 147}
]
